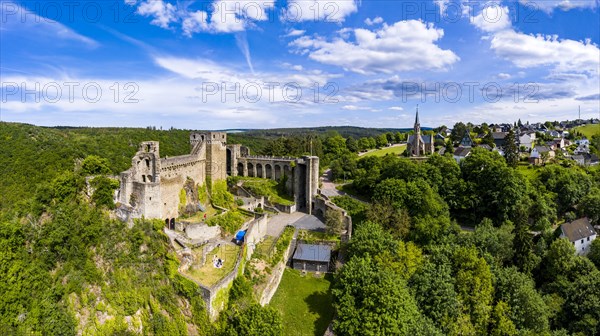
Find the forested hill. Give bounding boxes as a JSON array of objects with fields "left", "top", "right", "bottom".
[
  {"left": 228, "top": 126, "right": 422, "bottom": 139},
  {"left": 0, "top": 122, "right": 414, "bottom": 211},
  {"left": 0, "top": 123, "right": 193, "bottom": 210}
]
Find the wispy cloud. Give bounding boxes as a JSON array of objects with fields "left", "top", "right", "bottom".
[
  {"left": 0, "top": 1, "right": 98, "bottom": 48},
  {"left": 235, "top": 32, "right": 254, "bottom": 74}
]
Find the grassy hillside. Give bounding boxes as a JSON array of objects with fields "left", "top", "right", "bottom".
[
  {"left": 574, "top": 124, "right": 600, "bottom": 139},
  {"left": 362, "top": 144, "right": 407, "bottom": 157},
  {"left": 269, "top": 269, "right": 334, "bottom": 336}
]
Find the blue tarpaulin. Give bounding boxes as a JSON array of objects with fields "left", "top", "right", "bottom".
[{"left": 235, "top": 230, "right": 247, "bottom": 241}]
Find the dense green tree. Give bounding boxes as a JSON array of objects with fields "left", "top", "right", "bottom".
[
  {"left": 394, "top": 132, "right": 404, "bottom": 143},
  {"left": 504, "top": 130, "right": 519, "bottom": 168},
  {"left": 461, "top": 148, "right": 527, "bottom": 224},
  {"left": 539, "top": 165, "right": 593, "bottom": 215},
  {"left": 483, "top": 131, "right": 495, "bottom": 147},
  {"left": 490, "top": 301, "right": 518, "bottom": 336},
  {"left": 333, "top": 255, "right": 438, "bottom": 335},
  {"left": 222, "top": 304, "right": 282, "bottom": 336},
  {"left": 409, "top": 260, "right": 460, "bottom": 333},
  {"left": 560, "top": 269, "right": 600, "bottom": 335},
  {"left": 376, "top": 134, "right": 389, "bottom": 148},
  {"left": 90, "top": 176, "right": 120, "bottom": 209},
  {"left": 346, "top": 137, "right": 358, "bottom": 153},
  {"left": 81, "top": 155, "right": 112, "bottom": 175},
  {"left": 445, "top": 140, "right": 454, "bottom": 155},
  {"left": 541, "top": 238, "right": 576, "bottom": 282},
  {"left": 588, "top": 239, "right": 600, "bottom": 269},
  {"left": 451, "top": 122, "right": 468, "bottom": 144},
  {"left": 347, "top": 221, "right": 397, "bottom": 259},
  {"left": 513, "top": 217, "right": 540, "bottom": 275},
  {"left": 493, "top": 267, "right": 550, "bottom": 332},
  {"left": 452, "top": 246, "right": 494, "bottom": 335},
  {"left": 580, "top": 188, "right": 600, "bottom": 225},
  {"left": 470, "top": 218, "right": 515, "bottom": 265},
  {"left": 324, "top": 208, "right": 344, "bottom": 235},
  {"left": 367, "top": 202, "right": 411, "bottom": 239}
]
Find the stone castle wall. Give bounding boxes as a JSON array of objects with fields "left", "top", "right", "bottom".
[{"left": 116, "top": 132, "right": 320, "bottom": 221}]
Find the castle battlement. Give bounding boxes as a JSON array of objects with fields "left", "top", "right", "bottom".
[{"left": 115, "top": 132, "right": 320, "bottom": 223}]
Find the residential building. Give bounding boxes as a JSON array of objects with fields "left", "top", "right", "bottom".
[{"left": 560, "top": 218, "right": 597, "bottom": 255}]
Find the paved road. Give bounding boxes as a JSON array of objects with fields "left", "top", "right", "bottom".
[
  {"left": 266, "top": 213, "right": 327, "bottom": 237},
  {"left": 320, "top": 169, "right": 345, "bottom": 198},
  {"left": 266, "top": 212, "right": 306, "bottom": 237},
  {"left": 291, "top": 214, "right": 326, "bottom": 231}
]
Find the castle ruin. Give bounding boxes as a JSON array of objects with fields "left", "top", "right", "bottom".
[{"left": 116, "top": 132, "right": 319, "bottom": 223}]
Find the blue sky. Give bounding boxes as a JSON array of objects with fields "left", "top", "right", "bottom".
[{"left": 1, "top": 0, "right": 599, "bottom": 129}]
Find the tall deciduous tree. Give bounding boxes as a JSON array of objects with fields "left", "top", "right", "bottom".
[
  {"left": 332, "top": 255, "right": 439, "bottom": 335},
  {"left": 504, "top": 130, "right": 519, "bottom": 168}
]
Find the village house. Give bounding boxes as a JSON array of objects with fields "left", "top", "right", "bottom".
[
  {"left": 560, "top": 218, "right": 597, "bottom": 255},
  {"left": 453, "top": 147, "right": 472, "bottom": 163},
  {"left": 529, "top": 146, "right": 555, "bottom": 164},
  {"left": 518, "top": 132, "right": 536, "bottom": 151},
  {"left": 572, "top": 154, "right": 586, "bottom": 166},
  {"left": 492, "top": 132, "right": 508, "bottom": 148}
]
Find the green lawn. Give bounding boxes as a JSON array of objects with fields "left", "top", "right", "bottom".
[
  {"left": 362, "top": 144, "right": 406, "bottom": 157},
  {"left": 575, "top": 124, "right": 600, "bottom": 139},
  {"left": 238, "top": 177, "right": 295, "bottom": 206},
  {"left": 269, "top": 269, "right": 334, "bottom": 336},
  {"left": 183, "top": 244, "right": 240, "bottom": 287},
  {"left": 516, "top": 163, "right": 539, "bottom": 180}
]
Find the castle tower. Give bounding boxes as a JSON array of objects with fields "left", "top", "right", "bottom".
[{"left": 192, "top": 132, "right": 228, "bottom": 181}]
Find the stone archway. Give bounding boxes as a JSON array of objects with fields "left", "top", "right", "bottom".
[
  {"left": 237, "top": 162, "right": 244, "bottom": 176},
  {"left": 256, "top": 163, "right": 263, "bottom": 178},
  {"left": 265, "top": 164, "right": 273, "bottom": 179},
  {"left": 274, "top": 165, "right": 282, "bottom": 180},
  {"left": 248, "top": 163, "right": 254, "bottom": 177}
]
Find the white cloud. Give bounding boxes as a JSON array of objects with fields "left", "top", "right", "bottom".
[
  {"left": 0, "top": 2, "right": 98, "bottom": 48},
  {"left": 364, "top": 17, "right": 383, "bottom": 26},
  {"left": 182, "top": 10, "right": 209, "bottom": 36},
  {"left": 209, "top": 0, "right": 275, "bottom": 33},
  {"left": 497, "top": 73, "right": 511, "bottom": 79},
  {"left": 137, "top": 0, "right": 178, "bottom": 29},
  {"left": 467, "top": 5, "right": 599, "bottom": 78},
  {"left": 0, "top": 54, "right": 344, "bottom": 128},
  {"left": 285, "top": 29, "right": 306, "bottom": 37},
  {"left": 389, "top": 106, "right": 404, "bottom": 111},
  {"left": 518, "top": 0, "right": 599, "bottom": 13},
  {"left": 283, "top": 0, "right": 358, "bottom": 22},
  {"left": 342, "top": 105, "right": 360, "bottom": 110},
  {"left": 289, "top": 20, "right": 459, "bottom": 74},
  {"left": 490, "top": 31, "right": 599, "bottom": 75},
  {"left": 128, "top": 0, "right": 275, "bottom": 34},
  {"left": 471, "top": 5, "right": 511, "bottom": 32}
]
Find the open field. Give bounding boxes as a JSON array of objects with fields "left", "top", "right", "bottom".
[
  {"left": 574, "top": 124, "right": 600, "bottom": 139},
  {"left": 183, "top": 244, "right": 240, "bottom": 287},
  {"left": 516, "top": 163, "right": 540, "bottom": 180},
  {"left": 361, "top": 144, "right": 407, "bottom": 157},
  {"left": 269, "top": 269, "right": 334, "bottom": 336}
]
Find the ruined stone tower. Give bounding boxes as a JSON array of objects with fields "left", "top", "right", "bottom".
[{"left": 190, "top": 132, "right": 228, "bottom": 181}]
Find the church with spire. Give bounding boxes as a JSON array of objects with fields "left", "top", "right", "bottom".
[{"left": 407, "top": 106, "right": 435, "bottom": 156}]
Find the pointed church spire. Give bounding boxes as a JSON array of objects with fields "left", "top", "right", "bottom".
[{"left": 415, "top": 105, "right": 420, "bottom": 125}]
